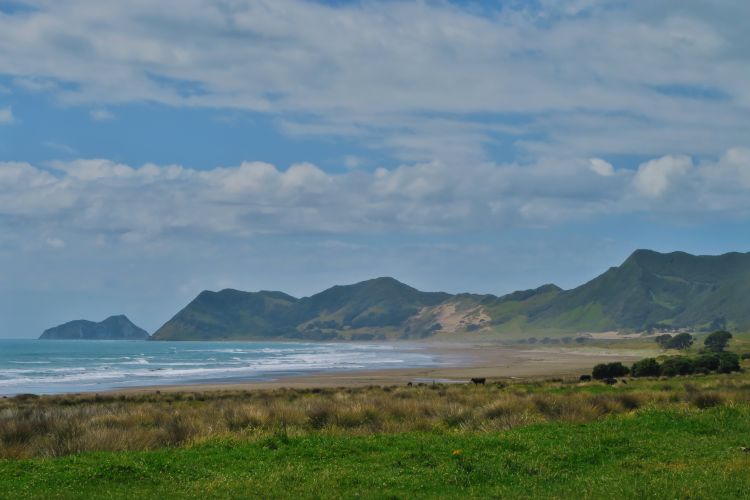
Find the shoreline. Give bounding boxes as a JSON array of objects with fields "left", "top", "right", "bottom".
[{"left": 111, "top": 343, "right": 649, "bottom": 395}]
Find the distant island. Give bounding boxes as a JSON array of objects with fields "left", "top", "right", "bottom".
[
  {"left": 40, "top": 315, "right": 150, "bottom": 340},
  {"left": 151, "top": 249, "right": 750, "bottom": 341}
]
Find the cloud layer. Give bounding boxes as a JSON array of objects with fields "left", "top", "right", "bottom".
[
  {"left": 1, "top": 1, "right": 750, "bottom": 337},
  {"left": 1, "top": 1, "right": 749, "bottom": 160},
  {"left": 1, "top": 149, "right": 748, "bottom": 250}
]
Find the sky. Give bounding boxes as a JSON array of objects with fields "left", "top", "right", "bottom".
[{"left": 1, "top": 0, "right": 750, "bottom": 337}]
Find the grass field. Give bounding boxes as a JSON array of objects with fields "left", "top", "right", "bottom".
[
  {"left": 1, "top": 406, "right": 749, "bottom": 498},
  {"left": 1, "top": 356, "right": 750, "bottom": 498}
]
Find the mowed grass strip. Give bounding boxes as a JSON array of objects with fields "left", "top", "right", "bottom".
[{"left": 1, "top": 405, "right": 749, "bottom": 499}]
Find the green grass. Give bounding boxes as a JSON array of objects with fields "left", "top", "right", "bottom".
[
  {"left": 2, "top": 361, "right": 749, "bottom": 498},
  {"left": 2, "top": 406, "right": 749, "bottom": 499}
]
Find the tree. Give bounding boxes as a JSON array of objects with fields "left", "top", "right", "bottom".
[
  {"left": 693, "top": 353, "right": 720, "bottom": 373},
  {"left": 717, "top": 352, "right": 740, "bottom": 373},
  {"left": 667, "top": 333, "right": 693, "bottom": 350},
  {"left": 654, "top": 334, "right": 672, "bottom": 348},
  {"left": 704, "top": 330, "right": 732, "bottom": 353},
  {"left": 631, "top": 358, "right": 661, "bottom": 377},
  {"left": 592, "top": 361, "right": 630, "bottom": 380},
  {"left": 660, "top": 356, "right": 695, "bottom": 377}
]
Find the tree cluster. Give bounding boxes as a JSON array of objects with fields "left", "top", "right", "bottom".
[
  {"left": 629, "top": 352, "right": 741, "bottom": 378},
  {"left": 654, "top": 332, "right": 693, "bottom": 349},
  {"left": 591, "top": 362, "right": 630, "bottom": 380}
]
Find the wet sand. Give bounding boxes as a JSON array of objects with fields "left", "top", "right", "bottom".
[{"left": 115, "top": 343, "right": 650, "bottom": 394}]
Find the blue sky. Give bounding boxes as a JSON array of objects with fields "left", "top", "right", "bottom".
[{"left": 1, "top": 0, "right": 749, "bottom": 337}]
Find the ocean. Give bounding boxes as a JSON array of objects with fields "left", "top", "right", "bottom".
[{"left": 0, "top": 339, "right": 442, "bottom": 395}]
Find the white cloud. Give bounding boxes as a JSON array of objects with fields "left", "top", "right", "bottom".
[
  {"left": 0, "top": 106, "right": 14, "bottom": 124},
  {"left": 0, "top": 149, "right": 748, "bottom": 247},
  {"left": 89, "top": 108, "right": 114, "bottom": 121},
  {"left": 12, "top": 77, "right": 58, "bottom": 92},
  {"left": 45, "top": 237, "right": 66, "bottom": 249},
  {"left": 344, "top": 156, "right": 361, "bottom": 169},
  {"left": 633, "top": 155, "right": 693, "bottom": 198},
  {"left": 589, "top": 158, "right": 615, "bottom": 176},
  {"left": 0, "top": 1, "right": 747, "bottom": 160}
]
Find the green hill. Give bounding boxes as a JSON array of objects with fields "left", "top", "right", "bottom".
[
  {"left": 152, "top": 277, "right": 451, "bottom": 341},
  {"left": 40, "top": 315, "right": 150, "bottom": 340},
  {"left": 151, "top": 250, "right": 750, "bottom": 340},
  {"left": 152, "top": 290, "right": 298, "bottom": 340},
  {"left": 527, "top": 250, "right": 750, "bottom": 332}
]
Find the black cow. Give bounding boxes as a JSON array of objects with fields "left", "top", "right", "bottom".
[
  {"left": 604, "top": 378, "right": 617, "bottom": 385},
  {"left": 471, "top": 377, "right": 486, "bottom": 385},
  {"left": 579, "top": 375, "right": 592, "bottom": 382}
]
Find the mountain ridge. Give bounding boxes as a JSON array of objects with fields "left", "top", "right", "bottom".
[{"left": 151, "top": 249, "right": 750, "bottom": 341}]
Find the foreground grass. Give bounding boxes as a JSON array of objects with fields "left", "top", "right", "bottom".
[
  {"left": 1, "top": 406, "right": 749, "bottom": 499},
  {"left": 2, "top": 369, "right": 750, "bottom": 459},
  {"left": 2, "top": 362, "right": 750, "bottom": 498}
]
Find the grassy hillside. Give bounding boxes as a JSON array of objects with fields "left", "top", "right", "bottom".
[
  {"left": 153, "top": 290, "right": 299, "bottom": 340},
  {"left": 152, "top": 278, "right": 451, "bottom": 341},
  {"left": 152, "top": 250, "right": 750, "bottom": 340},
  {"left": 528, "top": 250, "right": 750, "bottom": 332}
]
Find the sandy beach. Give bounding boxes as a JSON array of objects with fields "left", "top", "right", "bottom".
[{"left": 115, "top": 343, "right": 650, "bottom": 394}]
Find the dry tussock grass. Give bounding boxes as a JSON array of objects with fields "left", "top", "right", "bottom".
[{"left": 1, "top": 374, "right": 749, "bottom": 459}]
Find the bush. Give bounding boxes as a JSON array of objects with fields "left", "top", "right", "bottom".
[
  {"left": 631, "top": 358, "right": 661, "bottom": 377},
  {"left": 704, "top": 330, "right": 732, "bottom": 353},
  {"left": 660, "top": 357, "right": 695, "bottom": 377},
  {"left": 591, "top": 364, "right": 608, "bottom": 380},
  {"left": 717, "top": 352, "right": 740, "bottom": 373},
  {"left": 741, "top": 353, "right": 750, "bottom": 360},
  {"left": 592, "top": 362, "right": 630, "bottom": 380},
  {"left": 690, "top": 391, "right": 724, "bottom": 409},
  {"left": 693, "top": 353, "right": 720, "bottom": 373}
]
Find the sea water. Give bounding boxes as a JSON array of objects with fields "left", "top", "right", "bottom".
[{"left": 0, "top": 339, "right": 442, "bottom": 395}]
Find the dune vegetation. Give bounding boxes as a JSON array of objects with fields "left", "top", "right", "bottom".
[
  {"left": 0, "top": 360, "right": 749, "bottom": 497},
  {"left": 0, "top": 362, "right": 747, "bottom": 460},
  {"left": 1, "top": 349, "right": 749, "bottom": 497}
]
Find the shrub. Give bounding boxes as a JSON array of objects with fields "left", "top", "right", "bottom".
[
  {"left": 631, "top": 358, "right": 661, "bottom": 377},
  {"left": 591, "top": 364, "right": 608, "bottom": 380},
  {"left": 592, "top": 362, "right": 630, "bottom": 380},
  {"left": 717, "top": 352, "right": 740, "bottom": 373},
  {"left": 690, "top": 391, "right": 724, "bottom": 409},
  {"left": 741, "top": 353, "right": 750, "bottom": 360},
  {"left": 704, "top": 330, "right": 732, "bottom": 353},
  {"left": 660, "top": 357, "right": 695, "bottom": 377}
]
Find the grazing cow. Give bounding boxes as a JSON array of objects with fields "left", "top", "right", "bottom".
[
  {"left": 471, "top": 377, "right": 486, "bottom": 385},
  {"left": 407, "top": 382, "right": 413, "bottom": 387},
  {"left": 604, "top": 378, "right": 617, "bottom": 385},
  {"left": 579, "top": 375, "right": 592, "bottom": 382}
]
